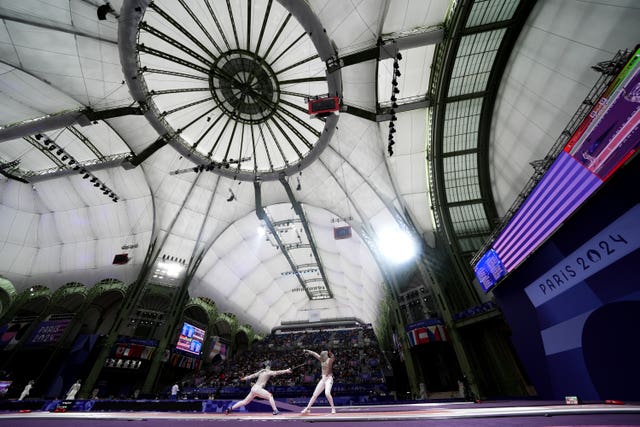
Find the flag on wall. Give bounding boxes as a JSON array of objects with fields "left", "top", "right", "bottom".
[
  {"left": 405, "top": 320, "right": 448, "bottom": 347},
  {"left": 208, "top": 336, "right": 227, "bottom": 361},
  {"left": 392, "top": 328, "right": 404, "bottom": 362}
]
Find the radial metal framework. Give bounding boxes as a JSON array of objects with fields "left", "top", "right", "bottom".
[{"left": 123, "top": 0, "right": 341, "bottom": 181}]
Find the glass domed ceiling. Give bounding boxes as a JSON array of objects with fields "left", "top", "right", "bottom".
[{"left": 124, "top": 0, "right": 340, "bottom": 181}]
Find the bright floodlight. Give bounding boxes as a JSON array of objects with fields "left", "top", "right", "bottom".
[
  {"left": 157, "top": 261, "right": 184, "bottom": 278},
  {"left": 378, "top": 228, "right": 417, "bottom": 263}
]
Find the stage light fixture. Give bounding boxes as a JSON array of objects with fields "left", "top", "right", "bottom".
[
  {"left": 47, "top": 145, "right": 56, "bottom": 151},
  {"left": 392, "top": 102, "right": 398, "bottom": 108},
  {"left": 61, "top": 155, "right": 68, "bottom": 161},
  {"left": 391, "top": 95, "right": 397, "bottom": 102},
  {"left": 35, "top": 134, "right": 43, "bottom": 141},
  {"left": 396, "top": 53, "right": 402, "bottom": 60},
  {"left": 393, "top": 60, "right": 399, "bottom": 69},
  {"left": 83, "top": 174, "right": 90, "bottom": 179},
  {"left": 391, "top": 115, "right": 397, "bottom": 122},
  {"left": 393, "top": 87, "right": 400, "bottom": 94},
  {"left": 395, "top": 70, "right": 401, "bottom": 77},
  {"left": 93, "top": 182, "right": 100, "bottom": 187},
  {"left": 56, "top": 149, "right": 63, "bottom": 155},
  {"left": 90, "top": 177, "right": 97, "bottom": 183},
  {"left": 392, "top": 78, "right": 398, "bottom": 86}
]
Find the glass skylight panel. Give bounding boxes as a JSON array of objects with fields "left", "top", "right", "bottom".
[
  {"left": 448, "top": 29, "right": 506, "bottom": 97},
  {"left": 443, "top": 99, "right": 482, "bottom": 153},
  {"left": 466, "top": 0, "right": 519, "bottom": 28},
  {"left": 449, "top": 204, "right": 490, "bottom": 235}
]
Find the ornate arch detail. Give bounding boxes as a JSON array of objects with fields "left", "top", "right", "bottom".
[
  {"left": 10, "top": 285, "right": 52, "bottom": 316},
  {"left": 18, "top": 285, "right": 51, "bottom": 300},
  {"left": 87, "top": 278, "right": 128, "bottom": 303},
  {"left": 214, "top": 312, "right": 238, "bottom": 337},
  {"left": 235, "top": 324, "right": 255, "bottom": 344},
  {"left": 0, "top": 277, "right": 17, "bottom": 318},
  {"left": 50, "top": 282, "right": 87, "bottom": 307},
  {"left": 185, "top": 296, "right": 218, "bottom": 325}
]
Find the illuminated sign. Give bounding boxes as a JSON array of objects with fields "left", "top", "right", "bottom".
[{"left": 475, "top": 249, "right": 507, "bottom": 292}]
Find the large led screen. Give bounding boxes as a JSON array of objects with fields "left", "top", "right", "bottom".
[
  {"left": 475, "top": 47, "right": 640, "bottom": 292},
  {"left": 176, "top": 322, "right": 205, "bottom": 355}
]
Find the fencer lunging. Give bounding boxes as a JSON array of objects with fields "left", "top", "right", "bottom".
[
  {"left": 300, "top": 349, "right": 336, "bottom": 414},
  {"left": 226, "top": 362, "right": 291, "bottom": 415}
]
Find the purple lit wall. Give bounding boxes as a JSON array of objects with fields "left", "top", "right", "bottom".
[{"left": 493, "top": 152, "right": 602, "bottom": 271}]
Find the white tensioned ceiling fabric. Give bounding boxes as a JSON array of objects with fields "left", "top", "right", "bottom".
[
  {"left": 491, "top": 0, "right": 640, "bottom": 217},
  {"left": 0, "top": 0, "right": 450, "bottom": 333},
  {"left": 309, "top": 0, "right": 447, "bottom": 247},
  {"left": 0, "top": 0, "right": 151, "bottom": 287}
]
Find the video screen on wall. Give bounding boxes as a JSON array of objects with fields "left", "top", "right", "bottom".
[
  {"left": 474, "top": 46, "right": 640, "bottom": 292},
  {"left": 0, "top": 381, "right": 11, "bottom": 396},
  {"left": 176, "top": 322, "right": 205, "bottom": 355}
]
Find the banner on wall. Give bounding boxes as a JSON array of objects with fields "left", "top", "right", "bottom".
[{"left": 25, "top": 319, "right": 71, "bottom": 346}]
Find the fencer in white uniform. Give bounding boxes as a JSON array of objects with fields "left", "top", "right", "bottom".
[
  {"left": 300, "top": 349, "right": 336, "bottom": 414},
  {"left": 226, "top": 362, "right": 291, "bottom": 415}
]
